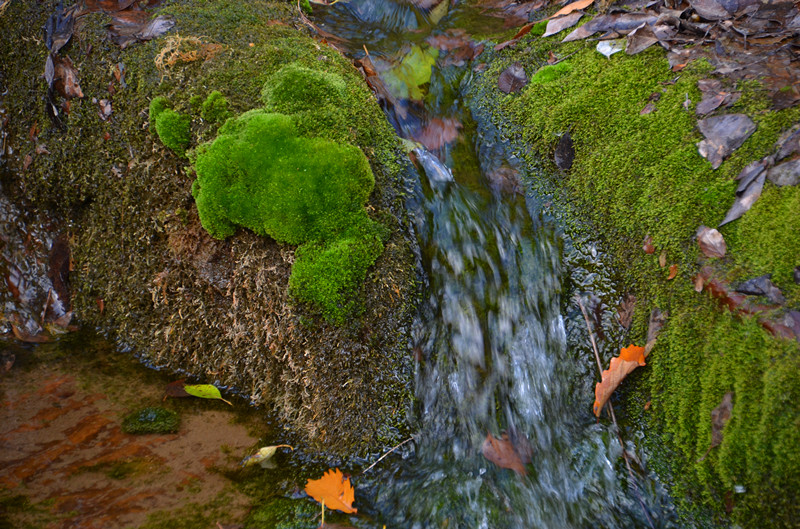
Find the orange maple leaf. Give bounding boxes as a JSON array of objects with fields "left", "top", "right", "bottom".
[
  {"left": 304, "top": 468, "right": 357, "bottom": 514},
  {"left": 593, "top": 344, "right": 646, "bottom": 417}
]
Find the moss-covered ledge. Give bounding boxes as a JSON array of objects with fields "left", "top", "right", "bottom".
[
  {"left": 465, "top": 26, "right": 800, "bottom": 529},
  {"left": 0, "top": 0, "right": 417, "bottom": 457}
]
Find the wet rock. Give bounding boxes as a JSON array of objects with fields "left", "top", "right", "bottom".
[
  {"left": 498, "top": 62, "right": 527, "bottom": 94},
  {"left": 766, "top": 159, "right": 800, "bottom": 187},
  {"left": 697, "top": 114, "right": 756, "bottom": 169},
  {"left": 735, "top": 274, "right": 786, "bottom": 305}
]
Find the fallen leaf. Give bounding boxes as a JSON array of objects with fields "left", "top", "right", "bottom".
[
  {"left": 23, "top": 154, "right": 33, "bottom": 171},
  {"left": 554, "top": 132, "right": 574, "bottom": 171},
  {"left": 164, "top": 379, "right": 191, "bottom": 399},
  {"left": 563, "top": 12, "right": 658, "bottom": 42},
  {"left": 542, "top": 12, "right": 583, "bottom": 38},
  {"left": 593, "top": 344, "right": 646, "bottom": 416},
  {"left": 550, "top": 0, "right": 594, "bottom": 19},
  {"left": 640, "top": 102, "right": 656, "bottom": 115},
  {"left": 694, "top": 274, "right": 705, "bottom": 292},
  {"left": 36, "top": 144, "right": 50, "bottom": 155},
  {"left": 305, "top": 468, "right": 357, "bottom": 514},
  {"left": 413, "top": 117, "right": 462, "bottom": 150},
  {"left": 498, "top": 62, "right": 527, "bottom": 93},
  {"left": 697, "top": 114, "right": 757, "bottom": 169},
  {"left": 644, "top": 307, "right": 667, "bottom": 357},
  {"left": 719, "top": 164, "right": 766, "bottom": 226},
  {"left": 617, "top": 294, "right": 636, "bottom": 329},
  {"left": 109, "top": 12, "right": 175, "bottom": 48},
  {"left": 11, "top": 323, "right": 51, "bottom": 343},
  {"left": 53, "top": 55, "right": 84, "bottom": 99},
  {"left": 775, "top": 125, "right": 800, "bottom": 161},
  {"left": 658, "top": 250, "right": 667, "bottom": 268},
  {"left": 697, "top": 391, "right": 733, "bottom": 462},
  {"left": 481, "top": 432, "right": 528, "bottom": 476},
  {"left": 766, "top": 159, "right": 800, "bottom": 187},
  {"left": 689, "top": 0, "right": 734, "bottom": 21},
  {"left": 597, "top": 39, "right": 625, "bottom": 58},
  {"left": 667, "top": 264, "right": 678, "bottom": 280},
  {"left": 625, "top": 23, "right": 659, "bottom": 55},
  {"left": 184, "top": 384, "right": 233, "bottom": 405},
  {"left": 45, "top": 2, "right": 76, "bottom": 54},
  {"left": 642, "top": 235, "right": 655, "bottom": 254},
  {"left": 735, "top": 274, "right": 786, "bottom": 305},
  {"left": 242, "top": 444, "right": 294, "bottom": 468},
  {"left": 696, "top": 225, "right": 727, "bottom": 258},
  {"left": 97, "top": 99, "right": 112, "bottom": 120}
]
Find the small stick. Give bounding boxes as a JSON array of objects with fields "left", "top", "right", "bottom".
[
  {"left": 362, "top": 437, "right": 415, "bottom": 474},
  {"left": 575, "top": 295, "right": 655, "bottom": 529}
]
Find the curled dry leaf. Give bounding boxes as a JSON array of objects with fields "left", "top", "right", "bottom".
[
  {"left": 481, "top": 432, "right": 528, "bottom": 476},
  {"left": 549, "top": 0, "right": 594, "bottom": 20},
  {"left": 697, "top": 391, "right": 733, "bottom": 462},
  {"left": 305, "top": 468, "right": 357, "bottom": 514},
  {"left": 667, "top": 264, "right": 678, "bottom": 280},
  {"left": 697, "top": 226, "right": 727, "bottom": 258},
  {"left": 593, "top": 344, "right": 646, "bottom": 416},
  {"left": 642, "top": 235, "right": 655, "bottom": 254}
]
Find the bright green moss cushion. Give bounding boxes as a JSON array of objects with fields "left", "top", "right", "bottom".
[{"left": 191, "top": 110, "right": 375, "bottom": 244}]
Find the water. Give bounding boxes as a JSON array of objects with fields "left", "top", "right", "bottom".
[{"left": 312, "top": 1, "right": 681, "bottom": 527}]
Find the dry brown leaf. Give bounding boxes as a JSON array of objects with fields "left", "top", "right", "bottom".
[
  {"left": 658, "top": 250, "right": 667, "bottom": 268},
  {"left": 667, "top": 264, "right": 678, "bottom": 280},
  {"left": 697, "top": 391, "right": 733, "bottom": 461},
  {"left": 481, "top": 432, "right": 528, "bottom": 476},
  {"left": 642, "top": 235, "right": 655, "bottom": 254},
  {"left": 593, "top": 344, "right": 646, "bottom": 416},
  {"left": 549, "top": 0, "right": 594, "bottom": 19},
  {"left": 305, "top": 468, "right": 357, "bottom": 514},
  {"left": 697, "top": 225, "right": 727, "bottom": 258},
  {"left": 542, "top": 12, "right": 583, "bottom": 38}
]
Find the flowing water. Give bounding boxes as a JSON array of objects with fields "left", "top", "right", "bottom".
[{"left": 312, "top": 1, "right": 682, "bottom": 527}]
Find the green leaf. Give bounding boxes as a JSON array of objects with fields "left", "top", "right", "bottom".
[
  {"left": 184, "top": 384, "right": 232, "bottom": 405},
  {"left": 242, "top": 444, "right": 294, "bottom": 468}
]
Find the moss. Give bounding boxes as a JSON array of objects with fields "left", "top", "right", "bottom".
[
  {"left": 530, "top": 19, "right": 548, "bottom": 37},
  {"left": 200, "top": 90, "right": 231, "bottom": 124},
  {"left": 121, "top": 406, "right": 180, "bottom": 434},
  {"left": 262, "top": 63, "right": 347, "bottom": 114},
  {"left": 150, "top": 95, "right": 192, "bottom": 155},
  {"left": 529, "top": 60, "right": 573, "bottom": 85},
  {"left": 299, "top": 0, "right": 312, "bottom": 14}
]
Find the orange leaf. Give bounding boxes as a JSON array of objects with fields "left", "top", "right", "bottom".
[
  {"left": 549, "top": 0, "right": 594, "bottom": 19},
  {"left": 667, "top": 264, "right": 678, "bottom": 280},
  {"left": 593, "top": 344, "right": 646, "bottom": 416},
  {"left": 304, "top": 468, "right": 357, "bottom": 514},
  {"left": 481, "top": 432, "right": 528, "bottom": 476}
]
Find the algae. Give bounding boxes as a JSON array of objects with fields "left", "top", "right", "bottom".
[{"left": 121, "top": 406, "right": 181, "bottom": 434}]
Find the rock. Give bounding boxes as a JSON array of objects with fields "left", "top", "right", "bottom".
[
  {"left": 766, "top": 159, "right": 800, "bottom": 187},
  {"left": 554, "top": 132, "right": 574, "bottom": 171}
]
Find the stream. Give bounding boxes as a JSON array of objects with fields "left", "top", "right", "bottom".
[{"left": 312, "top": 1, "right": 682, "bottom": 527}]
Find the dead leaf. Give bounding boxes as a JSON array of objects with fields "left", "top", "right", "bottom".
[
  {"left": 554, "top": 132, "right": 574, "bottom": 171},
  {"left": 775, "top": 125, "right": 800, "bottom": 161},
  {"left": 617, "top": 294, "right": 635, "bottom": 329},
  {"left": 596, "top": 39, "right": 625, "bottom": 58},
  {"left": 109, "top": 12, "right": 175, "bottom": 48},
  {"left": 658, "top": 250, "right": 667, "bottom": 268},
  {"left": 305, "top": 468, "right": 357, "bottom": 514},
  {"left": 164, "top": 379, "right": 190, "bottom": 399},
  {"left": 413, "top": 117, "right": 462, "bottom": 150},
  {"left": 593, "top": 344, "right": 646, "bottom": 416},
  {"left": 696, "top": 226, "right": 727, "bottom": 258},
  {"left": 542, "top": 12, "right": 583, "bottom": 38},
  {"left": 644, "top": 307, "right": 667, "bottom": 357},
  {"left": 694, "top": 274, "right": 705, "bottom": 292},
  {"left": 550, "top": 0, "right": 594, "bottom": 19},
  {"left": 481, "top": 432, "right": 528, "bottom": 476},
  {"left": 498, "top": 62, "right": 527, "bottom": 93},
  {"left": 689, "top": 0, "right": 735, "bottom": 21},
  {"left": 697, "top": 114, "right": 757, "bottom": 169},
  {"left": 697, "top": 391, "right": 733, "bottom": 462},
  {"left": 625, "top": 23, "right": 659, "bottom": 55},
  {"left": 53, "top": 55, "right": 84, "bottom": 99},
  {"left": 766, "top": 159, "right": 800, "bottom": 187},
  {"left": 640, "top": 102, "right": 656, "bottom": 115},
  {"left": 45, "top": 2, "right": 76, "bottom": 54},
  {"left": 563, "top": 12, "right": 658, "bottom": 42},
  {"left": 719, "top": 165, "right": 766, "bottom": 226},
  {"left": 97, "top": 99, "right": 112, "bottom": 120},
  {"left": 642, "top": 235, "right": 655, "bottom": 254},
  {"left": 23, "top": 154, "right": 33, "bottom": 171},
  {"left": 735, "top": 274, "right": 786, "bottom": 305},
  {"left": 667, "top": 264, "right": 678, "bottom": 280},
  {"left": 11, "top": 324, "right": 51, "bottom": 343}
]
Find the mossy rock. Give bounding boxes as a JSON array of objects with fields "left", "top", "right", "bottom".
[
  {"left": 262, "top": 63, "right": 347, "bottom": 115},
  {"left": 121, "top": 406, "right": 180, "bottom": 435}
]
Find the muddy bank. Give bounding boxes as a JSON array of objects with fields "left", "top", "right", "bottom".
[{"left": 0, "top": 0, "right": 417, "bottom": 457}]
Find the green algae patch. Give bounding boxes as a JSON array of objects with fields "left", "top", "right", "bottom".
[
  {"left": 467, "top": 35, "right": 800, "bottom": 526},
  {"left": 121, "top": 406, "right": 181, "bottom": 435}
]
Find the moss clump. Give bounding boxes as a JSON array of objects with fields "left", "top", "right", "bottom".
[
  {"left": 192, "top": 108, "right": 383, "bottom": 321},
  {"left": 121, "top": 406, "right": 180, "bottom": 434},
  {"left": 529, "top": 61, "right": 573, "bottom": 85},
  {"left": 200, "top": 90, "right": 231, "bottom": 124},
  {"left": 150, "top": 97, "right": 192, "bottom": 156},
  {"left": 262, "top": 63, "right": 347, "bottom": 114}
]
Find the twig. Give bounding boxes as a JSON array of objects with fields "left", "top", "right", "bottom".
[
  {"left": 362, "top": 436, "right": 415, "bottom": 474},
  {"left": 575, "top": 295, "right": 655, "bottom": 529}
]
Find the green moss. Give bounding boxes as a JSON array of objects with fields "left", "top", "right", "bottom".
[
  {"left": 149, "top": 96, "right": 171, "bottom": 132},
  {"left": 121, "top": 406, "right": 180, "bottom": 434},
  {"left": 262, "top": 62, "right": 347, "bottom": 114},
  {"left": 299, "top": 0, "right": 312, "bottom": 14},
  {"left": 153, "top": 106, "right": 192, "bottom": 156},
  {"left": 290, "top": 221, "right": 385, "bottom": 322},
  {"left": 530, "top": 19, "right": 548, "bottom": 37},
  {"left": 529, "top": 61, "right": 573, "bottom": 85},
  {"left": 200, "top": 90, "right": 231, "bottom": 124}
]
